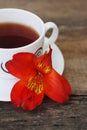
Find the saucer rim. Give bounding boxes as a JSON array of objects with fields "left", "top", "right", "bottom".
[{"left": 51, "top": 43, "right": 64, "bottom": 75}]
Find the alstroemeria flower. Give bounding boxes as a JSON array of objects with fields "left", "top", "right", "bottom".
[{"left": 6, "top": 48, "right": 72, "bottom": 110}]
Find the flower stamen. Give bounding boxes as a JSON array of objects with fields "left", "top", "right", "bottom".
[
  {"left": 37, "top": 63, "right": 43, "bottom": 68},
  {"left": 34, "top": 83, "right": 43, "bottom": 94},
  {"left": 44, "top": 66, "right": 51, "bottom": 74},
  {"left": 27, "top": 77, "right": 43, "bottom": 95}
]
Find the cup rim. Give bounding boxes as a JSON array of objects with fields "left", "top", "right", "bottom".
[{"left": 0, "top": 8, "right": 45, "bottom": 51}]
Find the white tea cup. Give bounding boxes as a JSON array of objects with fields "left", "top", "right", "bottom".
[{"left": 0, "top": 8, "right": 58, "bottom": 101}]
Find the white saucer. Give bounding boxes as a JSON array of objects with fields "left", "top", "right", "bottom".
[
  {"left": 51, "top": 43, "right": 64, "bottom": 75},
  {"left": 0, "top": 41, "right": 64, "bottom": 102}
]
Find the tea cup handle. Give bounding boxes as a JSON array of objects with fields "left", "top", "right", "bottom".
[{"left": 43, "top": 22, "right": 59, "bottom": 53}]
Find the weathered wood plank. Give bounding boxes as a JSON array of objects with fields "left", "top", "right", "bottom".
[
  {"left": 58, "top": 29, "right": 87, "bottom": 95},
  {"left": 0, "top": 96, "right": 87, "bottom": 130}
]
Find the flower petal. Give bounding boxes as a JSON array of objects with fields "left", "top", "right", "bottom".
[
  {"left": 12, "top": 52, "right": 35, "bottom": 66},
  {"left": 6, "top": 53, "right": 35, "bottom": 79},
  {"left": 11, "top": 79, "right": 44, "bottom": 110},
  {"left": 61, "top": 76, "right": 72, "bottom": 96},
  {"left": 34, "top": 48, "right": 52, "bottom": 73},
  {"left": 22, "top": 92, "right": 44, "bottom": 110},
  {"left": 44, "top": 69, "right": 72, "bottom": 103},
  {"left": 11, "top": 80, "right": 27, "bottom": 107}
]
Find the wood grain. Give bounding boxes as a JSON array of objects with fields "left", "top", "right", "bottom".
[
  {"left": 0, "top": 0, "right": 87, "bottom": 129},
  {"left": 58, "top": 29, "right": 87, "bottom": 95},
  {"left": 0, "top": 96, "right": 87, "bottom": 130}
]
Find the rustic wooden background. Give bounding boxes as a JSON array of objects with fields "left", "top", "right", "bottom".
[{"left": 0, "top": 0, "right": 87, "bottom": 130}]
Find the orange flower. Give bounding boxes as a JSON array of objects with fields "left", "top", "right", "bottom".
[{"left": 6, "top": 48, "right": 72, "bottom": 110}]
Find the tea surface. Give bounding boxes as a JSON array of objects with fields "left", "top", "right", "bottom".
[{"left": 0, "top": 23, "right": 39, "bottom": 48}]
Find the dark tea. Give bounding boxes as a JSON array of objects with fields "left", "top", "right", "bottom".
[{"left": 0, "top": 23, "right": 39, "bottom": 48}]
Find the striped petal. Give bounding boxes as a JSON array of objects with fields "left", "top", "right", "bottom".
[
  {"left": 44, "top": 69, "right": 72, "bottom": 103},
  {"left": 6, "top": 53, "right": 35, "bottom": 79}
]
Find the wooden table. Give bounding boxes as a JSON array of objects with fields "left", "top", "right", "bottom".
[{"left": 0, "top": 0, "right": 87, "bottom": 130}]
